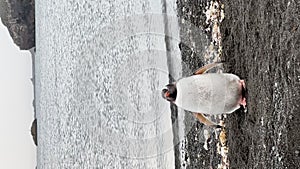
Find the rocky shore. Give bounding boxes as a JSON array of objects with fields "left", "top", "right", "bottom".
[
  {"left": 176, "top": 0, "right": 224, "bottom": 168},
  {"left": 0, "top": 0, "right": 35, "bottom": 50},
  {"left": 176, "top": 0, "right": 300, "bottom": 169}
]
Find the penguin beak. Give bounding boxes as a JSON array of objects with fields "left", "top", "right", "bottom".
[
  {"left": 161, "top": 89, "right": 169, "bottom": 99},
  {"left": 165, "top": 91, "right": 170, "bottom": 97}
]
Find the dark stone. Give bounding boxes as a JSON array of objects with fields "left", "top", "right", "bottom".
[
  {"left": 31, "top": 118, "right": 37, "bottom": 146},
  {"left": 0, "top": 0, "right": 35, "bottom": 50}
]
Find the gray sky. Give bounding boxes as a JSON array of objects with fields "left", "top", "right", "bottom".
[{"left": 0, "top": 20, "right": 36, "bottom": 168}]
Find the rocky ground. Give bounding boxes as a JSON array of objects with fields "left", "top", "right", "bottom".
[
  {"left": 0, "top": 0, "right": 35, "bottom": 50},
  {"left": 221, "top": 0, "right": 300, "bottom": 168},
  {"left": 176, "top": 0, "right": 300, "bottom": 169},
  {"left": 176, "top": 0, "right": 226, "bottom": 168}
]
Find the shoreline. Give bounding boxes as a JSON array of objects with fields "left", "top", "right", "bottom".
[
  {"left": 176, "top": 0, "right": 224, "bottom": 168},
  {"left": 176, "top": 0, "right": 300, "bottom": 168}
]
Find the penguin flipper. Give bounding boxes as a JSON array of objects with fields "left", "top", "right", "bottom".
[
  {"left": 193, "top": 62, "right": 223, "bottom": 75},
  {"left": 193, "top": 113, "right": 223, "bottom": 128}
]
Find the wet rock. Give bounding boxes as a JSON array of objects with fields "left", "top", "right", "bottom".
[
  {"left": 177, "top": 0, "right": 211, "bottom": 74},
  {"left": 175, "top": 1, "right": 226, "bottom": 168},
  {"left": 0, "top": 0, "right": 35, "bottom": 50}
]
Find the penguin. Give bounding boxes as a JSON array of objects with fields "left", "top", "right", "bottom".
[{"left": 162, "top": 62, "right": 246, "bottom": 128}]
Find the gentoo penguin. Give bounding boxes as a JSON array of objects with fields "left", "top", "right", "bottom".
[{"left": 162, "top": 62, "right": 246, "bottom": 128}]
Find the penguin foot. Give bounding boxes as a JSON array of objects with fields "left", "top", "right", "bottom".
[
  {"left": 212, "top": 124, "right": 224, "bottom": 129},
  {"left": 240, "top": 97, "right": 247, "bottom": 108},
  {"left": 239, "top": 80, "right": 247, "bottom": 108}
]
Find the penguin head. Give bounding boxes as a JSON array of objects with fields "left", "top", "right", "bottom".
[{"left": 161, "top": 84, "right": 177, "bottom": 102}]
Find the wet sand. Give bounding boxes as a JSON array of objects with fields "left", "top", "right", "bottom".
[{"left": 176, "top": 0, "right": 300, "bottom": 168}]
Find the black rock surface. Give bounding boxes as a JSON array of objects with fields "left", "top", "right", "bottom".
[{"left": 0, "top": 0, "right": 35, "bottom": 50}]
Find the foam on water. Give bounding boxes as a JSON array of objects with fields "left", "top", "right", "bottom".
[{"left": 36, "top": 0, "right": 182, "bottom": 168}]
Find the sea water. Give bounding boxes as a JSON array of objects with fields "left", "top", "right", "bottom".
[{"left": 35, "top": 0, "right": 183, "bottom": 168}]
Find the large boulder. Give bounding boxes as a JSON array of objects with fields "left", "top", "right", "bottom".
[{"left": 0, "top": 0, "right": 35, "bottom": 50}]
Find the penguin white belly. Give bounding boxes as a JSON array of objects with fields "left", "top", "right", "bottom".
[{"left": 174, "top": 73, "right": 241, "bottom": 114}]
